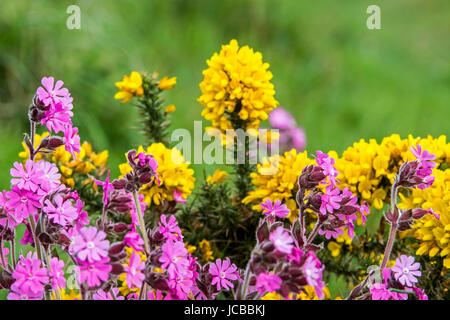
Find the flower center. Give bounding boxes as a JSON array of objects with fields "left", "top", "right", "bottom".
[
  {"left": 402, "top": 267, "right": 409, "bottom": 274},
  {"left": 86, "top": 241, "right": 95, "bottom": 249},
  {"left": 21, "top": 196, "right": 27, "bottom": 203},
  {"left": 220, "top": 271, "right": 226, "bottom": 278}
]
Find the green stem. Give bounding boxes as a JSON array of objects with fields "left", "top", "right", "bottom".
[{"left": 132, "top": 191, "right": 150, "bottom": 255}]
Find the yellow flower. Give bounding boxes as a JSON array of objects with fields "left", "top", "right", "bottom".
[
  {"left": 52, "top": 289, "right": 81, "bottom": 300},
  {"left": 199, "top": 239, "right": 214, "bottom": 261},
  {"left": 114, "top": 71, "right": 144, "bottom": 103},
  {"left": 119, "top": 143, "right": 195, "bottom": 206},
  {"left": 243, "top": 149, "right": 314, "bottom": 218},
  {"left": 165, "top": 104, "right": 176, "bottom": 113},
  {"left": 158, "top": 76, "right": 177, "bottom": 90},
  {"left": 399, "top": 168, "right": 450, "bottom": 268},
  {"left": 206, "top": 168, "right": 229, "bottom": 185},
  {"left": 328, "top": 241, "right": 342, "bottom": 257},
  {"left": 198, "top": 39, "right": 278, "bottom": 134}
]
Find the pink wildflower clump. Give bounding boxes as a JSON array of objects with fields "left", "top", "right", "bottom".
[
  {"left": 209, "top": 258, "right": 241, "bottom": 291},
  {"left": 70, "top": 226, "right": 110, "bottom": 262},
  {"left": 10, "top": 252, "right": 49, "bottom": 298},
  {"left": 124, "top": 251, "right": 145, "bottom": 289}
]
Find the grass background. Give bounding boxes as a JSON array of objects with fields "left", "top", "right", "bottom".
[{"left": 0, "top": 0, "right": 449, "bottom": 188}]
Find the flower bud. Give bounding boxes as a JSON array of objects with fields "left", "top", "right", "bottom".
[
  {"left": 113, "top": 223, "right": 129, "bottom": 233},
  {"left": 298, "top": 165, "right": 326, "bottom": 190}
]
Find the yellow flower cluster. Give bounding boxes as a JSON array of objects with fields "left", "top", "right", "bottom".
[
  {"left": 198, "top": 39, "right": 278, "bottom": 134},
  {"left": 158, "top": 76, "right": 177, "bottom": 91},
  {"left": 399, "top": 168, "right": 450, "bottom": 268},
  {"left": 114, "top": 71, "right": 144, "bottom": 103},
  {"left": 119, "top": 143, "right": 195, "bottom": 206},
  {"left": 335, "top": 134, "right": 450, "bottom": 210},
  {"left": 242, "top": 149, "right": 313, "bottom": 217},
  {"left": 118, "top": 247, "right": 147, "bottom": 296},
  {"left": 199, "top": 239, "right": 214, "bottom": 262},
  {"left": 244, "top": 134, "right": 450, "bottom": 215},
  {"left": 19, "top": 132, "right": 109, "bottom": 188}
]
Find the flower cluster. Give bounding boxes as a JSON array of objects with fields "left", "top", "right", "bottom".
[
  {"left": 119, "top": 143, "right": 195, "bottom": 206},
  {"left": 369, "top": 255, "right": 427, "bottom": 300},
  {"left": 30, "top": 77, "right": 81, "bottom": 158},
  {"left": 198, "top": 39, "right": 278, "bottom": 134}
]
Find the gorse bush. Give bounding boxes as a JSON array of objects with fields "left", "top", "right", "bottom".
[{"left": 0, "top": 40, "right": 448, "bottom": 300}]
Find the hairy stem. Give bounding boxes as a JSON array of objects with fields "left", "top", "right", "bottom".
[{"left": 132, "top": 191, "right": 150, "bottom": 255}]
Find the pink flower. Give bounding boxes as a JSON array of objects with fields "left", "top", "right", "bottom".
[
  {"left": 10, "top": 160, "right": 43, "bottom": 192},
  {"left": 36, "top": 76, "right": 72, "bottom": 107},
  {"left": 255, "top": 272, "right": 282, "bottom": 294},
  {"left": 1, "top": 247, "right": 9, "bottom": 265},
  {"left": 130, "top": 193, "right": 147, "bottom": 227},
  {"left": 269, "top": 107, "right": 297, "bottom": 130},
  {"left": 168, "top": 268, "right": 194, "bottom": 299},
  {"left": 320, "top": 185, "right": 342, "bottom": 215},
  {"left": 302, "top": 252, "right": 325, "bottom": 299},
  {"left": 147, "top": 290, "right": 164, "bottom": 300},
  {"left": 391, "top": 255, "right": 421, "bottom": 287},
  {"left": 64, "top": 126, "right": 81, "bottom": 159},
  {"left": 6, "top": 186, "right": 42, "bottom": 221},
  {"left": 159, "top": 240, "right": 189, "bottom": 278},
  {"left": 412, "top": 287, "right": 428, "bottom": 300},
  {"left": 74, "top": 199, "right": 90, "bottom": 228},
  {"left": 360, "top": 201, "right": 370, "bottom": 225},
  {"left": 159, "top": 214, "right": 182, "bottom": 241},
  {"left": 77, "top": 257, "right": 112, "bottom": 287},
  {"left": 123, "top": 230, "right": 144, "bottom": 252},
  {"left": 35, "top": 160, "right": 61, "bottom": 193},
  {"left": 11, "top": 252, "right": 49, "bottom": 296},
  {"left": 70, "top": 226, "right": 110, "bottom": 262},
  {"left": 7, "top": 283, "right": 43, "bottom": 300},
  {"left": 0, "top": 190, "right": 21, "bottom": 228},
  {"left": 93, "top": 288, "right": 124, "bottom": 300},
  {"left": 261, "top": 199, "right": 290, "bottom": 221},
  {"left": 269, "top": 226, "right": 294, "bottom": 254},
  {"left": 410, "top": 144, "right": 436, "bottom": 189},
  {"left": 49, "top": 257, "right": 66, "bottom": 290},
  {"left": 94, "top": 170, "right": 114, "bottom": 205},
  {"left": 124, "top": 251, "right": 145, "bottom": 289},
  {"left": 290, "top": 127, "right": 306, "bottom": 151},
  {"left": 43, "top": 195, "right": 78, "bottom": 226},
  {"left": 314, "top": 151, "right": 339, "bottom": 186},
  {"left": 41, "top": 102, "right": 73, "bottom": 134},
  {"left": 209, "top": 257, "right": 241, "bottom": 291},
  {"left": 370, "top": 282, "right": 391, "bottom": 300},
  {"left": 173, "top": 189, "right": 187, "bottom": 205}
]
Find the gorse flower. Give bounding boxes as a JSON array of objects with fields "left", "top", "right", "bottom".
[
  {"left": 158, "top": 76, "right": 177, "bottom": 91},
  {"left": 119, "top": 143, "right": 195, "bottom": 206},
  {"left": 114, "top": 71, "right": 144, "bottom": 103},
  {"left": 198, "top": 39, "right": 278, "bottom": 134}
]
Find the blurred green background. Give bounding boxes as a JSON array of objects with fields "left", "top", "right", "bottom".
[{"left": 0, "top": 0, "right": 449, "bottom": 190}]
